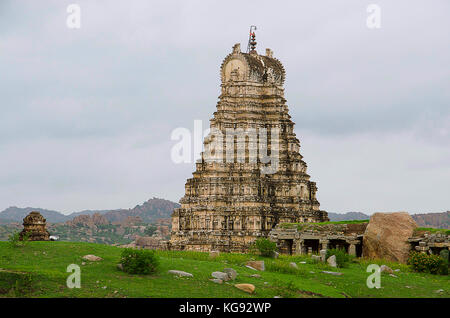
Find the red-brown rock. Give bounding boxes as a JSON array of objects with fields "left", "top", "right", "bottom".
[{"left": 362, "top": 212, "right": 417, "bottom": 263}]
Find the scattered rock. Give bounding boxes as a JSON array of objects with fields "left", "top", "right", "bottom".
[
  {"left": 274, "top": 296, "right": 282, "bottom": 298},
  {"left": 289, "top": 262, "right": 298, "bottom": 269},
  {"left": 327, "top": 255, "right": 337, "bottom": 268},
  {"left": 212, "top": 271, "right": 230, "bottom": 281},
  {"left": 271, "top": 251, "right": 279, "bottom": 259},
  {"left": 380, "top": 265, "right": 394, "bottom": 274},
  {"left": 168, "top": 270, "right": 193, "bottom": 277},
  {"left": 250, "top": 274, "right": 261, "bottom": 278},
  {"left": 117, "top": 263, "right": 123, "bottom": 271},
  {"left": 234, "top": 283, "right": 255, "bottom": 294},
  {"left": 311, "top": 255, "right": 321, "bottom": 262},
  {"left": 209, "top": 251, "right": 220, "bottom": 258},
  {"left": 394, "top": 269, "right": 400, "bottom": 272},
  {"left": 309, "top": 271, "right": 315, "bottom": 274},
  {"left": 321, "top": 271, "right": 343, "bottom": 276},
  {"left": 362, "top": 212, "right": 417, "bottom": 263},
  {"left": 435, "top": 289, "right": 444, "bottom": 293},
  {"left": 223, "top": 268, "right": 237, "bottom": 280},
  {"left": 209, "top": 278, "right": 223, "bottom": 284},
  {"left": 81, "top": 262, "right": 86, "bottom": 266},
  {"left": 389, "top": 274, "right": 397, "bottom": 278},
  {"left": 245, "top": 261, "right": 265, "bottom": 271},
  {"left": 299, "top": 261, "right": 306, "bottom": 264},
  {"left": 82, "top": 255, "right": 103, "bottom": 262},
  {"left": 320, "top": 249, "right": 327, "bottom": 262}
]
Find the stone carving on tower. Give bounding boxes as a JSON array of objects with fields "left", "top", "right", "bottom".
[
  {"left": 20, "top": 211, "right": 50, "bottom": 241},
  {"left": 170, "top": 33, "right": 328, "bottom": 252}
]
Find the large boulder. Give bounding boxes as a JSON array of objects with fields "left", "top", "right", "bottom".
[{"left": 362, "top": 212, "right": 417, "bottom": 263}]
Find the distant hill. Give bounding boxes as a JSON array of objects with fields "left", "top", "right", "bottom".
[
  {"left": 0, "top": 207, "right": 70, "bottom": 223},
  {"left": 328, "top": 211, "right": 450, "bottom": 229},
  {"left": 101, "top": 198, "right": 179, "bottom": 223},
  {"left": 412, "top": 211, "right": 449, "bottom": 229},
  {"left": 327, "top": 212, "right": 369, "bottom": 222},
  {"left": 0, "top": 198, "right": 179, "bottom": 224}
]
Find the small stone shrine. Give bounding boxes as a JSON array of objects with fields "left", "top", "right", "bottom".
[{"left": 19, "top": 211, "right": 50, "bottom": 241}]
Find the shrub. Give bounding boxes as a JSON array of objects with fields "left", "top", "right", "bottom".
[
  {"left": 326, "top": 248, "right": 351, "bottom": 268},
  {"left": 144, "top": 225, "right": 157, "bottom": 236},
  {"left": 439, "top": 250, "right": 449, "bottom": 275},
  {"left": 408, "top": 252, "right": 446, "bottom": 275},
  {"left": 120, "top": 248, "right": 159, "bottom": 275},
  {"left": 8, "top": 231, "right": 30, "bottom": 248},
  {"left": 253, "top": 238, "right": 277, "bottom": 257}
]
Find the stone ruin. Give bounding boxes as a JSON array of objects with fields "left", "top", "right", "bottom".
[
  {"left": 269, "top": 222, "right": 367, "bottom": 257},
  {"left": 170, "top": 39, "right": 328, "bottom": 253},
  {"left": 268, "top": 216, "right": 449, "bottom": 263},
  {"left": 408, "top": 232, "right": 450, "bottom": 255},
  {"left": 19, "top": 211, "right": 50, "bottom": 241}
]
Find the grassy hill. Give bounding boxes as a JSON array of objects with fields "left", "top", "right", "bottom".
[{"left": 0, "top": 241, "right": 448, "bottom": 298}]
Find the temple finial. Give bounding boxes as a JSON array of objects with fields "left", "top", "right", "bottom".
[{"left": 247, "top": 25, "right": 257, "bottom": 54}]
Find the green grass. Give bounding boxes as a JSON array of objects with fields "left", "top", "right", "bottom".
[
  {"left": 0, "top": 241, "right": 448, "bottom": 298},
  {"left": 414, "top": 227, "right": 450, "bottom": 235},
  {"left": 280, "top": 220, "right": 369, "bottom": 231}
]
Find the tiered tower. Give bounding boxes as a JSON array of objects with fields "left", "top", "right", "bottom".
[{"left": 170, "top": 38, "right": 328, "bottom": 252}]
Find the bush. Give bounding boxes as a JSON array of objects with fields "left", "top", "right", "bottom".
[
  {"left": 326, "top": 248, "right": 351, "bottom": 268},
  {"left": 120, "top": 248, "right": 160, "bottom": 275},
  {"left": 8, "top": 231, "right": 30, "bottom": 248},
  {"left": 439, "top": 250, "right": 449, "bottom": 275},
  {"left": 144, "top": 225, "right": 157, "bottom": 236},
  {"left": 408, "top": 251, "right": 446, "bottom": 275},
  {"left": 253, "top": 238, "right": 277, "bottom": 257}
]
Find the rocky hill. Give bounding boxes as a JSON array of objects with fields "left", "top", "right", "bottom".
[
  {"left": 412, "top": 211, "right": 449, "bottom": 229},
  {"left": 327, "top": 212, "right": 369, "bottom": 222},
  {"left": 328, "top": 211, "right": 450, "bottom": 229},
  {"left": 0, "top": 207, "right": 70, "bottom": 223},
  {"left": 0, "top": 197, "right": 179, "bottom": 224}
]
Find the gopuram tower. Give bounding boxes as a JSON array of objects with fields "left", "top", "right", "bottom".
[{"left": 170, "top": 31, "right": 328, "bottom": 252}]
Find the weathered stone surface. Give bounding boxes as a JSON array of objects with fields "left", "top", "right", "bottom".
[
  {"left": 311, "top": 255, "right": 321, "bottom": 262},
  {"left": 209, "top": 251, "right": 220, "bottom": 258},
  {"left": 250, "top": 274, "right": 261, "bottom": 278},
  {"left": 224, "top": 268, "right": 237, "bottom": 280},
  {"left": 327, "top": 255, "right": 337, "bottom": 268},
  {"left": 289, "top": 262, "right": 298, "bottom": 269},
  {"left": 212, "top": 271, "right": 230, "bottom": 281},
  {"left": 168, "top": 270, "right": 193, "bottom": 277},
  {"left": 321, "top": 271, "right": 343, "bottom": 276},
  {"left": 246, "top": 261, "right": 265, "bottom": 271},
  {"left": 380, "top": 265, "right": 393, "bottom": 274},
  {"left": 169, "top": 41, "right": 328, "bottom": 253},
  {"left": 235, "top": 283, "right": 255, "bottom": 294},
  {"left": 272, "top": 251, "right": 279, "bottom": 259},
  {"left": 363, "top": 212, "right": 417, "bottom": 263},
  {"left": 82, "top": 255, "right": 103, "bottom": 262},
  {"left": 135, "top": 236, "right": 161, "bottom": 250},
  {"left": 19, "top": 212, "right": 50, "bottom": 241},
  {"left": 210, "top": 278, "right": 223, "bottom": 284},
  {"left": 117, "top": 263, "right": 123, "bottom": 271},
  {"left": 320, "top": 249, "right": 327, "bottom": 262}
]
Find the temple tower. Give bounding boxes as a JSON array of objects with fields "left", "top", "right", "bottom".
[{"left": 170, "top": 37, "right": 328, "bottom": 252}]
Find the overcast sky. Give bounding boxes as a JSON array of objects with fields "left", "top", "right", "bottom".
[{"left": 0, "top": 1, "right": 449, "bottom": 215}]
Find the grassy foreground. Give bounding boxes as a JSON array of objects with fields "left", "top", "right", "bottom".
[{"left": 0, "top": 241, "right": 448, "bottom": 298}]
